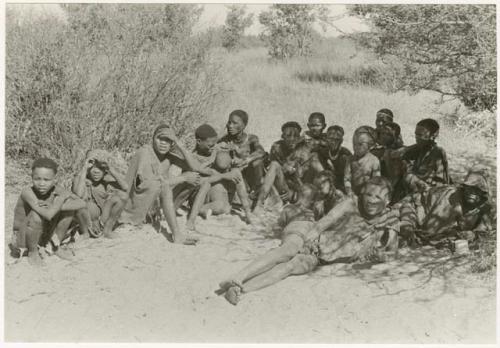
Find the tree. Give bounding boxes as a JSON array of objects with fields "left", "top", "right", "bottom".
[
  {"left": 259, "top": 4, "right": 329, "bottom": 60},
  {"left": 222, "top": 5, "right": 253, "bottom": 51},
  {"left": 349, "top": 5, "right": 496, "bottom": 111}
]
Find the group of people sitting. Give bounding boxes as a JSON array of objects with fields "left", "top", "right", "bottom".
[{"left": 11, "top": 108, "right": 493, "bottom": 304}]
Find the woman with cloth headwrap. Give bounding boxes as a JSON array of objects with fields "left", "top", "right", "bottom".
[{"left": 116, "top": 124, "right": 216, "bottom": 245}]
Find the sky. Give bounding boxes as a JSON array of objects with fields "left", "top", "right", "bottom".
[{"left": 7, "top": 3, "right": 369, "bottom": 37}]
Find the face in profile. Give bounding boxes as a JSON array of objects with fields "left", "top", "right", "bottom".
[
  {"left": 282, "top": 127, "right": 301, "bottom": 149},
  {"left": 89, "top": 165, "right": 105, "bottom": 182},
  {"left": 415, "top": 125, "right": 434, "bottom": 146},
  {"left": 352, "top": 133, "right": 373, "bottom": 157},
  {"left": 197, "top": 136, "right": 218, "bottom": 156},
  {"left": 307, "top": 117, "right": 325, "bottom": 138},
  {"left": 32, "top": 167, "right": 56, "bottom": 195},
  {"left": 361, "top": 183, "right": 390, "bottom": 218},
  {"left": 226, "top": 115, "right": 245, "bottom": 136},
  {"left": 326, "top": 130, "right": 343, "bottom": 153},
  {"left": 153, "top": 135, "right": 173, "bottom": 155}
]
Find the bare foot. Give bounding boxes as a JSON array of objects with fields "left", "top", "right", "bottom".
[
  {"left": 104, "top": 230, "right": 120, "bottom": 239},
  {"left": 224, "top": 285, "right": 242, "bottom": 305},
  {"left": 245, "top": 213, "right": 260, "bottom": 226},
  {"left": 54, "top": 245, "right": 75, "bottom": 261},
  {"left": 185, "top": 220, "right": 196, "bottom": 232},
  {"left": 218, "top": 279, "right": 243, "bottom": 293},
  {"left": 173, "top": 233, "right": 198, "bottom": 246},
  {"left": 253, "top": 205, "right": 265, "bottom": 217},
  {"left": 28, "top": 252, "right": 45, "bottom": 267}
]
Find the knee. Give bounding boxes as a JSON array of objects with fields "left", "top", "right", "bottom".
[
  {"left": 26, "top": 210, "right": 43, "bottom": 226},
  {"left": 291, "top": 255, "right": 318, "bottom": 273}
]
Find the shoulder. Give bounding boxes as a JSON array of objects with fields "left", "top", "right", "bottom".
[
  {"left": 432, "top": 145, "right": 447, "bottom": 158},
  {"left": 340, "top": 147, "right": 352, "bottom": 157},
  {"left": 247, "top": 133, "right": 260, "bottom": 142},
  {"left": 218, "top": 134, "right": 230, "bottom": 143}
]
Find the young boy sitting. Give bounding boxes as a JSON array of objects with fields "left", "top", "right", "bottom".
[
  {"left": 12, "top": 158, "right": 90, "bottom": 266},
  {"left": 304, "top": 112, "right": 328, "bottom": 151},
  {"left": 315, "top": 125, "right": 352, "bottom": 194},
  {"left": 172, "top": 124, "right": 219, "bottom": 210},
  {"left": 344, "top": 126, "right": 381, "bottom": 196},
  {"left": 254, "top": 121, "right": 304, "bottom": 210},
  {"left": 312, "top": 170, "right": 345, "bottom": 219},
  {"left": 217, "top": 183, "right": 319, "bottom": 305},
  {"left": 218, "top": 109, "right": 267, "bottom": 197},
  {"left": 72, "top": 152, "right": 128, "bottom": 239},
  {"left": 185, "top": 150, "right": 257, "bottom": 230},
  {"left": 402, "top": 118, "right": 451, "bottom": 192}
]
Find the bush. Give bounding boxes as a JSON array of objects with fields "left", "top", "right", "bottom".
[{"left": 6, "top": 4, "right": 224, "bottom": 178}]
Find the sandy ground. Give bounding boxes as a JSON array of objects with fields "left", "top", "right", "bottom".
[{"left": 3, "top": 171, "right": 497, "bottom": 343}]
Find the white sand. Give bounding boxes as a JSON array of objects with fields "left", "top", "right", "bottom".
[{"left": 4, "top": 187, "right": 496, "bottom": 343}]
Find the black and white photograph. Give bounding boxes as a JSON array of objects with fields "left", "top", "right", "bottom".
[{"left": 2, "top": 2, "right": 497, "bottom": 344}]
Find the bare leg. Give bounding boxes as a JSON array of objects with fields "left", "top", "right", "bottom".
[
  {"left": 220, "top": 235, "right": 304, "bottom": 289},
  {"left": 256, "top": 162, "right": 279, "bottom": 207},
  {"left": 160, "top": 182, "right": 198, "bottom": 245},
  {"left": 225, "top": 254, "right": 318, "bottom": 305},
  {"left": 75, "top": 207, "right": 92, "bottom": 237},
  {"left": 186, "top": 181, "right": 211, "bottom": 230},
  {"left": 103, "top": 196, "right": 127, "bottom": 238},
  {"left": 24, "top": 211, "right": 45, "bottom": 266},
  {"left": 51, "top": 212, "right": 76, "bottom": 260},
  {"left": 235, "top": 174, "right": 258, "bottom": 224}
]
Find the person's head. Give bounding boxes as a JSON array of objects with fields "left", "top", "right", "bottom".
[
  {"left": 88, "top": 160, "right": 108, "bottom": 183},
  {"left": 281, "top": 121, "right": 302, "bottom": 149},
  {"left": 31, "top": 157, "right": 58, "bottom": 195},
  {"left": 226, "top": 109, "right": 248, "bottom": 136},
  {"left": 353, "top": 126, "right": 376, "bottom": 157},
  {"left": 195, "top": 124, "right": 218, "bottom": 156},
  {"left": 326, "top": 125, "right": 344, "bottom": 153},
  {"left": 375, "top": 108, "right": 394, "bottom": 129},
  {"left": 461, "top": 165, "right": 490, "bottom": 207},
  {"left": 297, "top": 183, "right": 319, "bottom": 209},
  {"left": 377, "top": 121, "right": 401, "bottom": 147},
  {"left": 153, "top": 124, "right": 175, "bottom": 155},
  {"left": 359, "top": 176, "right": 392, "bottom": 218},
  {"left": 214, "top": 150, "right": 232, "bottom": 172},
  {"left": 307, "top": 112, "right": 326, "bottom": 138},
  {"left": 313, "top": 170, "right": 336, "bottom": 198},
  {"left": 415, "top": 118, "right": 439, "bottom": 147}
]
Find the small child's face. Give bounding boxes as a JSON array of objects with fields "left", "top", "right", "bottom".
[
  {"left": 226, "top": 115, "right": 245, "bottom": 136},
  {"left": 415, "top": 125, "right": 435, "bottom": 146},
  {"left": 376, "top": 114, "right": 392, "bottom": 129},
  {"left": 307, "top": 117, "right": 325, "bottom": 138},
  {"left": 89, "top": 166, "right": 105, "bottom": 182},
  {"left": 353, "top": 133, "right": 373, "bottom": 157},
  {"left": 282, "top": 127, "right": 301, "bottom": 149},
  {"left": 32, "top": 167, "right": 56, "bottom": 195},
  {"left": 298, "top": 186, "right": 315, "bottom": 207},
  {"left": 377, "top": 127, "right": 395, "bottom": 147},
  {"left": 197, "top": 136, "right": 218, "bottom": 156},
  {"left": 326, "top": 130, "right": 343, "bottom": 152},
  {"left": 153, "top": 135, "right": 173, "bottom": 155},
  {"left": 361, "top": 183, "right": 390, "bottom": 218},
  {"left": 314, "top": 175, "right": 332, "bottom": 198}
]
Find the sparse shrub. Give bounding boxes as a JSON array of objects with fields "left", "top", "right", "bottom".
[
  {"left": 222, "top": 5, "right": 253, "bottom": 51},
  {"left": 6, "top": 4, "right": 224, "bottom": 179}
]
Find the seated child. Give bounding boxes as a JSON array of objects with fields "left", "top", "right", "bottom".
[
  {"left": 217, "top": 183, "right": 319, "bottom": 305},
  {"left": 312, "top": 170, "right": 345, "bottom": 219},
  {"left": 12, "top": 158, "right": 90, "bottom": 266},
  {"left": 72, "top": 152, "right": 128, "bottom": 239},
  {"left": 397, "top": 165, "right": 492, "bottom": 249},
  {"left": 116, "top": 124, "right": 215, "bottom": 245},
  {"left": 402, "top": 118, "right": 450, "bottom": 191},
  {"left": 185, "top": 151, "right": 258, "bottom": 230},
  {"left": 344, "top": 126, "right": 381, "bottom": 196},
  {"left": 218, "top": 110, "right": 267, "bottom": 197},
  {"left": 374, "top": 108, "right": 404, "bottom": 147},
  {"left": 255, "top": 121, "right": 304, "bottom": 209},
  {"left": 304, "top": 112, "right": 328, "bottom": 151},
  {"left": 173, "top": 124, "right": 219, "bottom": 210},
  {"left": 315, "top": 125, "right": 352, "bottom": 194},
  {"left": 374, "top": 122, "right": 407, "bottom": 204}
]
